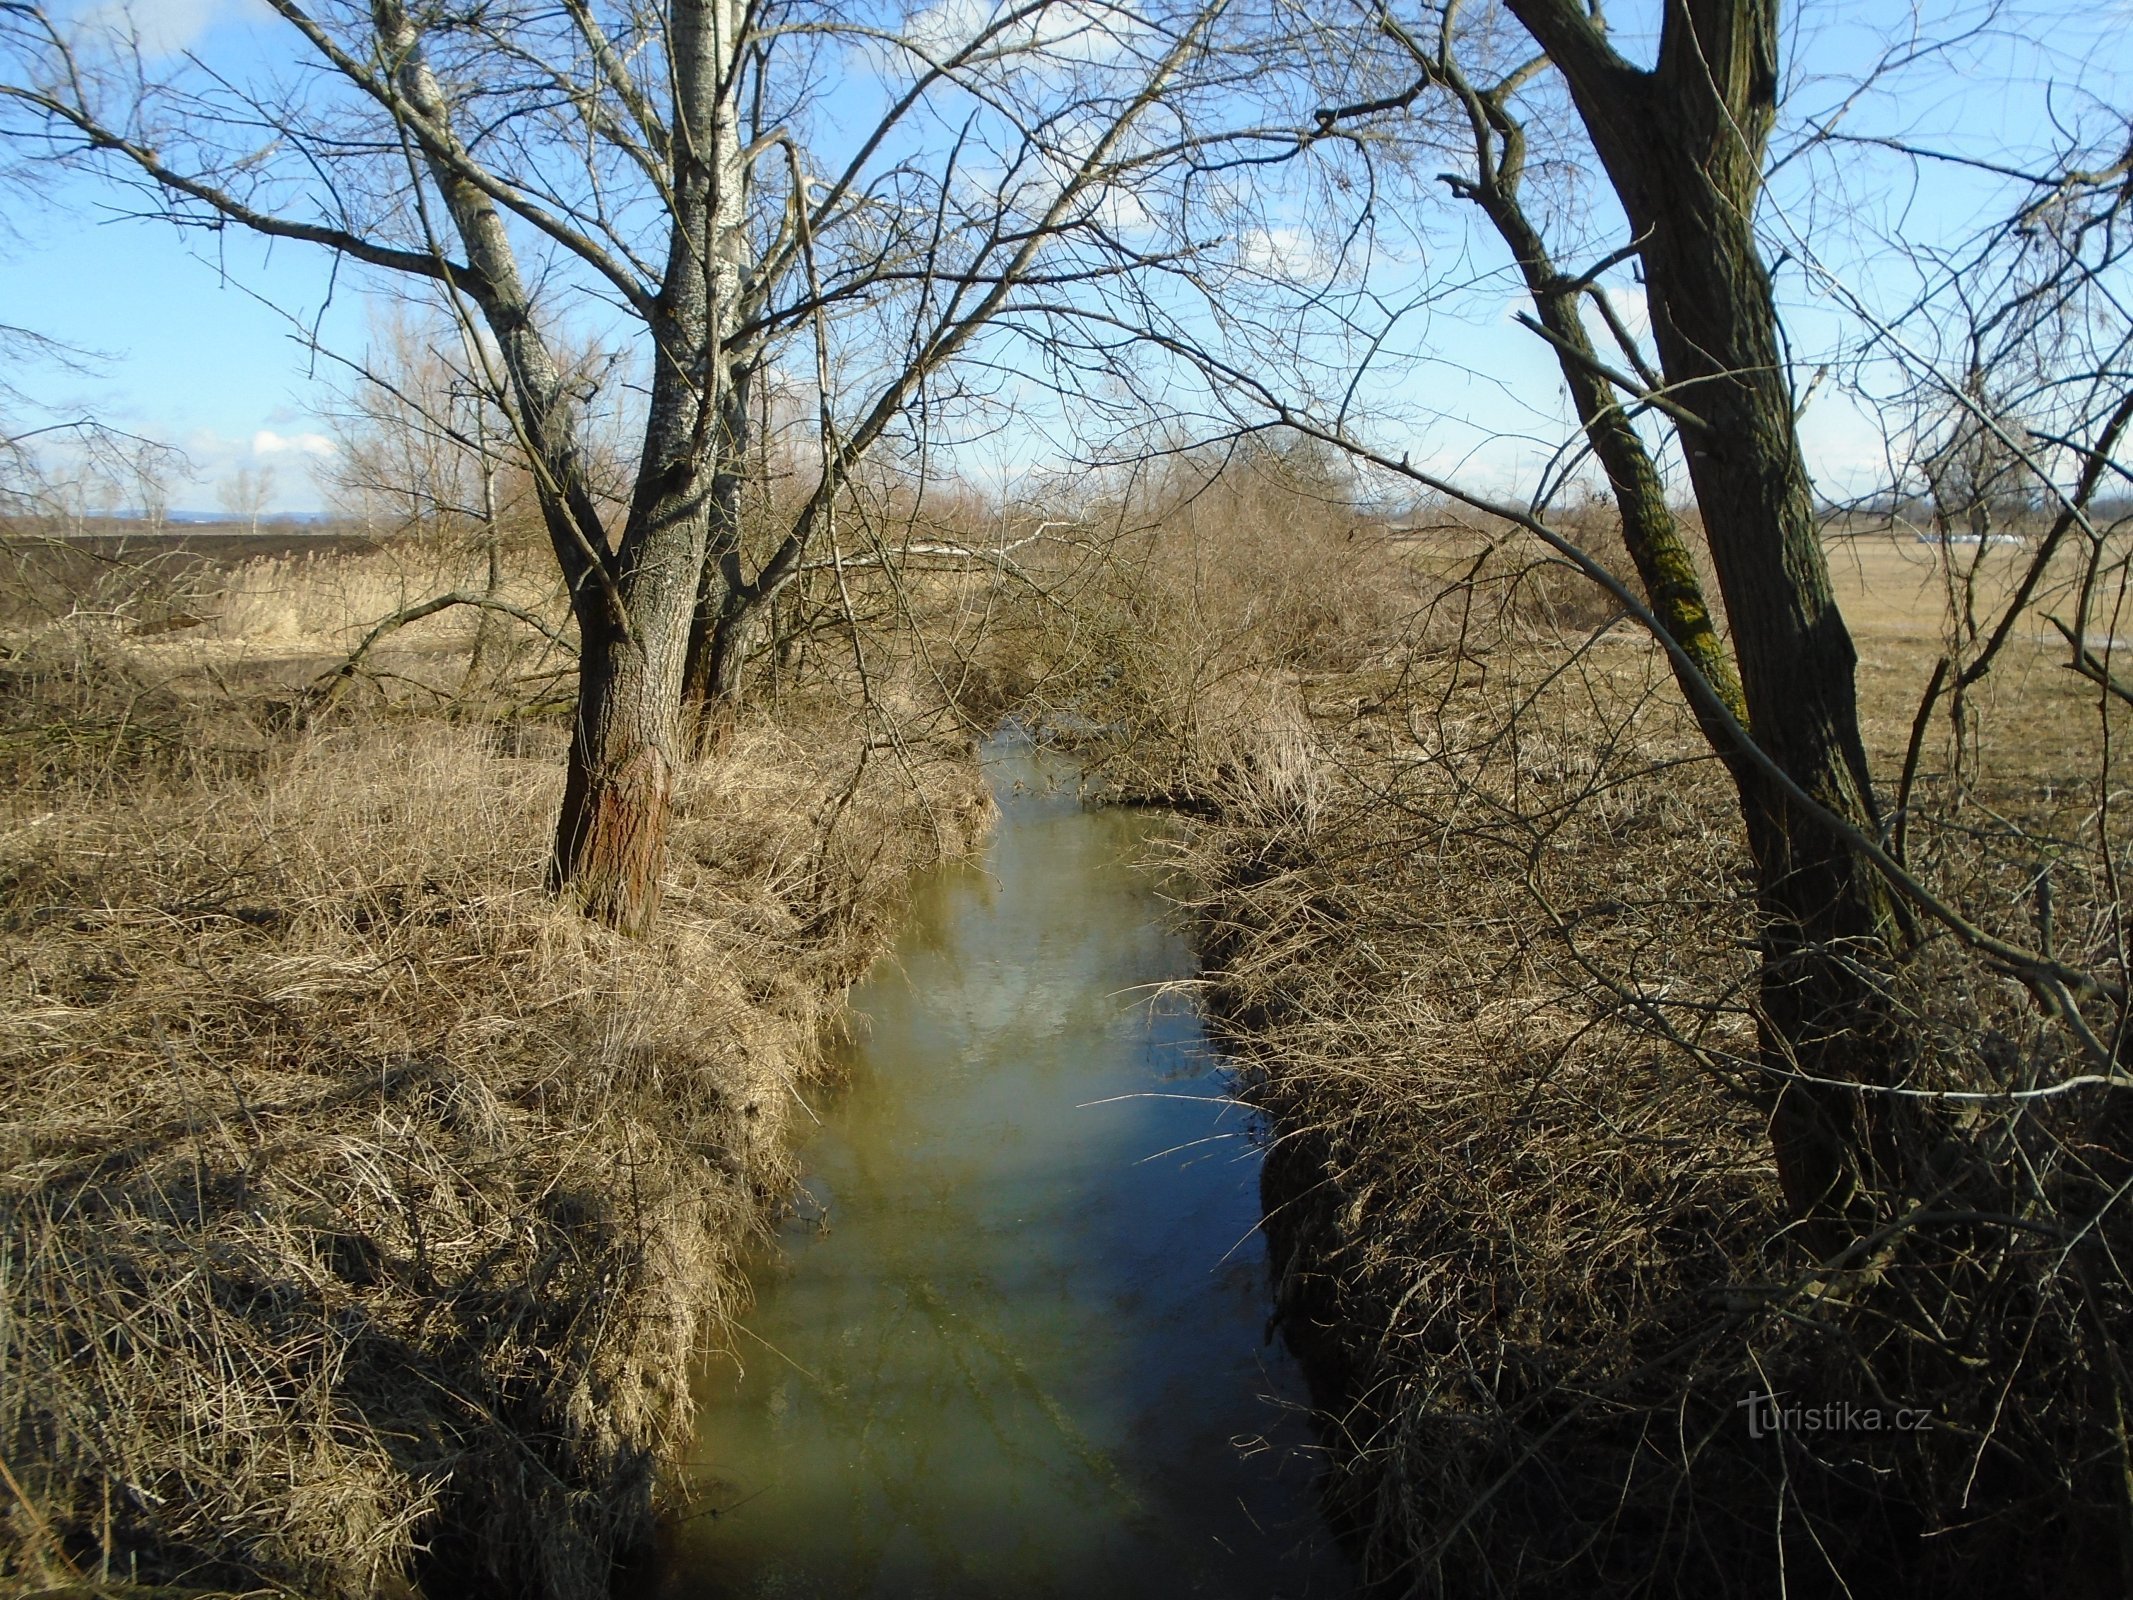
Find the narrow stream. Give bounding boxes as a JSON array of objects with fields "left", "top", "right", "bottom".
[{"left": 640, "top": 734, "right": 1351, "bottom": 1598}]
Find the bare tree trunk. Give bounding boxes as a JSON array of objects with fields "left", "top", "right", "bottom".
[
  {"left": 1647, "top": 183, "right": 1915, "bottom": 1220},
  {"left": 1427, "top": 48, "right": 1749, "bottom": 759},
  {"left": 1508, "top": 0, "right": 1914, "bottom": 1224},
  {"left": 552, "top": 625, "right": 680, "bottom": 931},
  {"left": 1535, "top": 273, "right": 1750, "bottom": 750},
  {"left": 550, "top": 491, "right": 704, "bottom": 931},
  {"left": 544, "top": 528, "right": 699, "bottom": 935},
  {"left": 681, "top": 370, "right": 754, "bottom": 753},
  {"left": 551, "top": 0, "right": 743, "bottom": 927},
  {"left": 697, "top": 584, "right": 756, "bottom": 719}
]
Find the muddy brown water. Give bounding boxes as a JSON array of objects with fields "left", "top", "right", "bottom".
[{"left": 633, "top": 733, "right": 1352, "bottom": 1599}]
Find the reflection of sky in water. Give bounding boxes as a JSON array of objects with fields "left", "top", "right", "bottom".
[{"left": 638, "top": 739, "right": 1352, "bottom": 1600}]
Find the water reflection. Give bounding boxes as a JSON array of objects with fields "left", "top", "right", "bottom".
[{"left": 641, "top": 737, "right": 1351, "bottom": 1598}]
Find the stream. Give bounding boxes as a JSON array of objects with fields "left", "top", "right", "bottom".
[{"left": 637, "top": 734, "right": 1352, "bottom": 1598}]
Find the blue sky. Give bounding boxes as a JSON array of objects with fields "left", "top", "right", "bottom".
[
  {"left": 3, "top": 0, "right": 358, "bottom": 510},
  {"left": 1, "top": 0, "right": 2127, "bottom": 514}
]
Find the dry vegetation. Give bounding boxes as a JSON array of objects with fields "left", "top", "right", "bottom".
[
  {"left": 1071, "top": 466, "right": 2132, "bottom": 1596},
  {"left": 0, "top": 535, "right": 989, "bottom": 1597},
  {"left": 3, "top": 459, "right": 2125, "bottom": 1600}
]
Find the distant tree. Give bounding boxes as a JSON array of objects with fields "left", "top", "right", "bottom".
[
  {"left": 133, "top": 448, "right": 172, "bottom": 533},
  {"left": 0, "top": 322, "right": 182, "bottom": 530},
  {"left": 316, "top": 306, "right": 577, "bottom": 697},
  {"left": 217, "top": 464, "right": 274, "bottom": 535}
]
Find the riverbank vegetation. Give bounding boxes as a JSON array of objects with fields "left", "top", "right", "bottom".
[
  {"left": 1055, "top": 458, "right": 2133, "bottom": 1594},
  {"left": 4, "top": 0, "right": 2132, "bottom": 1595},
  {"left": 0, "top": 535, "right": 987, "bottom": 1595}
]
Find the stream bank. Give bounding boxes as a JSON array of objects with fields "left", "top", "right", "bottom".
[
  {"left": 0, "top": 647, "right": 990, "bottom": 1600},
  {"left": 636, "top": 733, "right": 1352, "bottom": 1598}
]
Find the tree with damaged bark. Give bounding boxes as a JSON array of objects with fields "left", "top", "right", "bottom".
[{"left": 0, "top": 0, "right": 1239, "bottom": 931}]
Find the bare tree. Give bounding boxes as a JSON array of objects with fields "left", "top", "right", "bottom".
[
  {"left": 1061, "top": 0, "right": 1903, "bottom": 1224},
  {"left": 132, "top": 445, "right": 171, "bottom": 533},
  {"left": 1125, "top": 0, "right": 2118, "bottom": 1231},
  {"left": 1335, "top": 9, "right": 1748, "bottom": 756},
  {"left": 312, "top": 305, "right": 567, "bottom": 700},
  {"left": 1, "top": 0, "right": 1254, "bottom": 931},
  {"left": 1470, "top": 0, "right": 1890, "bottom": 1225},
  {"left": 216, "top": 464, "right": 274, "bottom": 535}
]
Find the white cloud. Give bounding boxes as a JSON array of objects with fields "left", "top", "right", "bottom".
[
  {"left": 1236, "top": 224, "right": 1332, "bottom": 286},
  {"left": 252, "top": 429, "right": 336, "bottom": 458},
  {"left": 76, "top": 0, "right": 267, "bottom": 61},
  {"left": 169, "top": 428, "right": 328, "bottom": 513},
  {"left": 903, "top": 0, "right": 1139, "bottom": 69}
]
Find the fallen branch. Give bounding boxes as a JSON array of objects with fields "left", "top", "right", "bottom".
[{"left": 283, "top": 591, "right": 575, "bottom": 727}]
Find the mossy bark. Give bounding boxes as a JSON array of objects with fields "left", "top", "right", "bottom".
[
  {"left": 1507, "top": 0, "right": 1914, "bottom": 1223},
  {"left": 1439, "top": 65, "right": 1749, "bottom": 759}
]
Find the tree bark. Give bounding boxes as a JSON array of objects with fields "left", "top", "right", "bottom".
[
  {"left": 551, "top": 625, "right": 681, "bottom": 933},
  {"left": 376, "top": 0, "right": 744, "bottom": 931},
  {"left": 681, "top": 370, "right": 755, "bottom": 753},
  {"left": 1506, "top": 0, "right": 1914, "bottom": 1223},
  {"left": 684, "top": 583, "right": 755, "bottom": 756},
  {"left": 552, "top": 0, "right": 748, "bottom": 928},
  {"left": 1436, "top": 57, "right": 1749, "bottom": 760}
]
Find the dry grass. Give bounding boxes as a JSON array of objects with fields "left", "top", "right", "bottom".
[
  {"left": 1181, "top": 628, "right": 1787, "bottom": 1595},
  {"left": 0, "top": 552, "right": 988, "bottom": 1597},
  {"left": 206, "top": 550, "right": 559, "bottom": 656},
  {"left": 1095, "top": 501, "right": 2133, "bottom": 1596},
  {"left": 9, "top": 492, "right": 2122, "bottom": 1598},
  {"left": 1005, "top": 449, "right": 1417, "bottom": 800}
]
